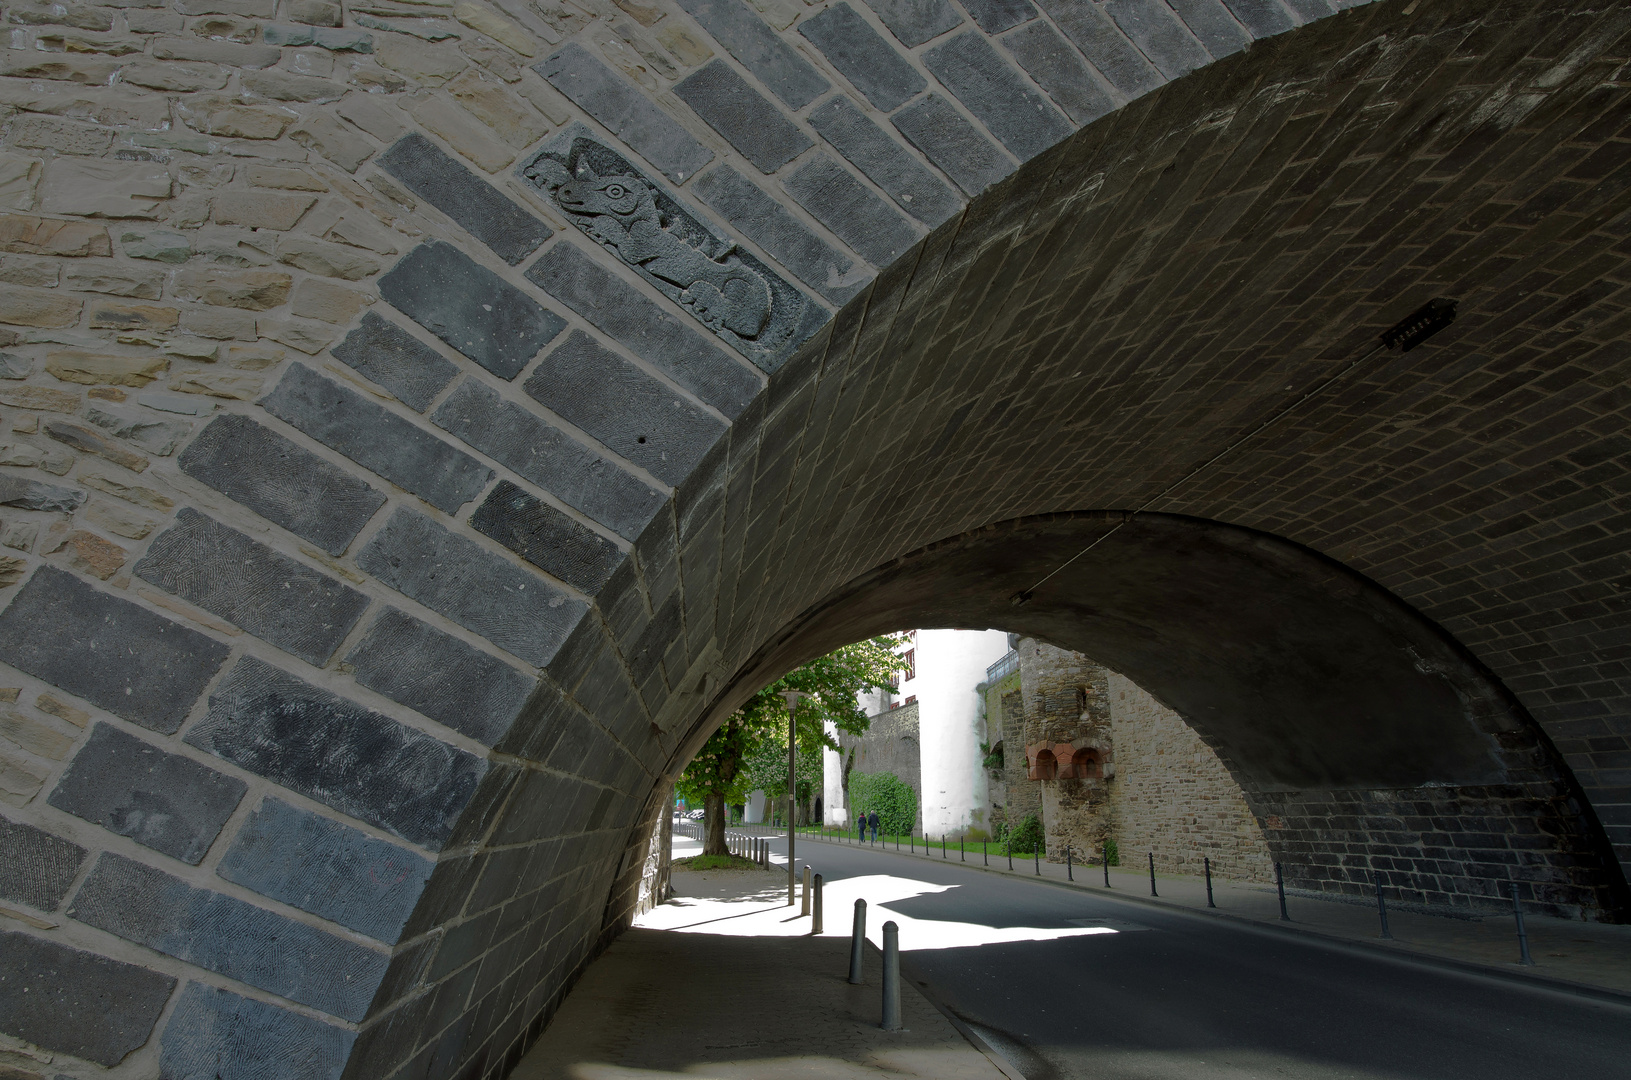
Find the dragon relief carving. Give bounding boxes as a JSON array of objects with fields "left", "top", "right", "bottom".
[{"left": 523, "top": 134, "right": 819, "bottom": 370}]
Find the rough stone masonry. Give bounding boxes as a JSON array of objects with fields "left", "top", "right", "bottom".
[{"left": 3, "top": 0, "right": 1631, "bottom": 1077}]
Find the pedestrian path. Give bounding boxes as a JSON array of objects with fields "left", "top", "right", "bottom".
[
  {"left": 792, "top": 831, "right": 1631, "bottom": 998},
  {"left": 510, "top": 835, "right": 1012, "bottom": 1080}
]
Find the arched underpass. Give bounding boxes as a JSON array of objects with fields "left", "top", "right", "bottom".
[{"left": 3, "top": 0, "right": 1631, "bottom": 1076}]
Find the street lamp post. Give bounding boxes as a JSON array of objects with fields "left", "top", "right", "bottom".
[{"left": 780, "top": 690, "right": 811, "bottom": 906}]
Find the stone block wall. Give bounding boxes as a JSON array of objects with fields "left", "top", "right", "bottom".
[
  {"left": 843, "top": 699, "right": 921, "bottom": 827},
  {"left": 2, "top": 0, "right": 1631, "bottom": 1074},
  {"left": 1106, "top": 672, "right": 1273, "bottom": 883}
]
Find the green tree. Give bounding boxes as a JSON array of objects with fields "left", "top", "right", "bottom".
[{"left": 677, "top": 636, "right": 907, "bottom": 855}]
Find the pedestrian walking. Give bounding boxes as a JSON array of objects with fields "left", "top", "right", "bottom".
[{"left": 868, "top": 809, "right": 880, "bottom": 842}]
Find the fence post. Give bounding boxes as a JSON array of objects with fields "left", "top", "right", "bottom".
[
  {"left": 1066, "top": 845, "right": 1073, "bottom": 882},
  {"left": 1375, "top": 872, "right": 1391, "bottom": 939},
  {"left": 1007, "top": 837, "right": 1012, "bottom": 871},
  {"left": 1275, "top": 862, "right": 1289, "bottom": 920},
  {"left": 1034, "top": 848, "right": 1040, "bottom": 876},
  {"left": 1511, "top": 883, "right": 1535, "bottom": 965},
  {"left": 802, "top": 865, "right": 812, "bottom": 916},
  {"left": 1103, "top": 843, "right": 1110, "bottom": 887},
  {"left": 960, "top": 835, "right": 965, "bottom": 861},
  {"left": 1148, "top": 852, "right": 1157, "bottom": 897},
  {"left": 849, "top": 899, "right": 867, "bottom": 984},
  {"left": 812, "top": 873, "right": 824, "bottom": 935},
  {"left": 881, "top": 921, "right": 902, "bottom": 1031},
  {"left": 942, "top": 835, "right": 947, "bottom": 859},
  {"left": 1205, "top": 856, "right": 1214, "bottom": 908}
]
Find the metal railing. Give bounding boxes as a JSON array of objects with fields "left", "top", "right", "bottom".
[{"left": 985, "top": 650, "right": 1018, "bottom": 683}]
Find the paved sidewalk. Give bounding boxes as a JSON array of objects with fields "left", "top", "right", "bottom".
[
  {"left": 511, "top": 837, "right": 1010, "bottom": 1080},
  {"left": 792, "top": 830, "right": 1631, "bottom": 998}
]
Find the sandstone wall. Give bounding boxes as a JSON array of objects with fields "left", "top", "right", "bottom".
[
  {"left": 843, "top": 700, "right": 921, "bottom": 828},
  {"left": 1107, "top": 672, "right": 1274, "bottom": 883}
]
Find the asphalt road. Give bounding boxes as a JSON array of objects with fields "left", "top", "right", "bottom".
[{"left": 764, "top": 836, "right": 1631, "bottom": 1080}]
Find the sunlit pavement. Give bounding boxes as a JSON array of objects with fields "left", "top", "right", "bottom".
[
  {"left": 510, "top": 832, "right": 1012, "bottom": 1080},
  {"left": 737, "top": 833, "right": 1631, "bottom": 1080}
]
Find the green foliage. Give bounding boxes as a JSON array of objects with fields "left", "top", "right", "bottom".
[
  {"left": 1104, "top": 838, "right": 1119, "bottom": 866},
  {"left": 1005, "top": 812, "right": 1045, "bottom": 855},
  {"left": 849, "top": 772, "right": 917, "bottom": 835},
  {"left": 676, "top": 636, "right": 910, "bottom": 851},
  {"left": 980, "top": 740, "right": 1003, "bottom": 770}
]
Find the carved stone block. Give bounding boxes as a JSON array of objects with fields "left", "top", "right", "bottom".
[{"left": 520, "top": 127, "right": 825, "bottom": 373}]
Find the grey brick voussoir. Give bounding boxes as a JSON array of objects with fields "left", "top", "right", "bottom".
[
  {"left": 70, "top": 852, "right": 390, "bottom": 1022},
  {"left": 808, "top": 95, "right": 963, "bottom": 226},
  {"left": 1221, "top": 0, "right": 1298, "bottom": 36},
  {"left": 538, "top": 43, "right": 714, "bottom": 184},
  {"left": 379, "top": 132, "right": 552, "bottom": 265},
  {"left": 1166, "top": 0, "right": 1253, "bottom": 57},
  {"left": 524, "top": 329, "right": 728, "bottom": 487},
  {"left": 357, "top": 507, "right": 588, "bottom": 666},
  {"left": 377, "top": 240, "right": 566, "bottom": 381},
  {"left": 187, "top": 656, "right": 488, "bottom": 850},
  {"left": 0, "top": 566, "right": 230, "bottom": 734},
  {"left": 329, "top": 310, "right": 459, "bottom": 413},
  {"left": 179, "top": 412, "right": 386, "bottom": 557},
  {"left": 49, "top": 722, "right": 245, "bottom": 864},
  {"left": 921, "top": 31, "right": 1073, "bottom": 161},
  {"left": 784, "top": 154, "right": 921, "bottom": 269},
  {"left": 135, "top": 508, "right": 370, "bottom": 667},
  {"left": 431, "top": 377, "right": 665, "bottom": 541},
  {"left": 0, "top": 928, "right": 176, "bottom": 1067},
  {"left": 346, "top": 606, "right": 535, "bottom": 746},
  {"left": 962, "top": 0, "right": 1037, "bottom": 34},
  {"left": 470, "top": 479, "right": 626, "bottom": 594},
  {"left": 0, "top": 814, "right": 85, "bottom": 911},
  {"left": 260, "top": 361, "right": 494, "bottom": 515},
  {"left": 1034, "top": 0, "right": 1164, "bottom": 98},
  {"left": 159, "top": 982, "right": 354, "bottom": 1080},
  {"left": 216, "top": 797, "right": 434, "bottom": 943},
  {"left": 1104, "top": 0, "right": 1212, "bottom": 80},
  {"left": 1001, "top": 20, "right": 1117, "bottom": 126},
  {"left": 799, "top": 3, "right": 927, "bottom": 113},
  {"left": 862, "top": 0, "right": 963, "bottom": 47},
  {"left": 693, "top": 165, "right": 869, "bottom": 305},
  {"left": 677, "top": 0, "right": 830, "bottom": 109},
  {"left": 524, "top": 242, "right": 762, "bottom": 418},
  {"left": 674, "top": 60, "right": 812, "bottom": 174},
  {"left": 891, "top": 94, "right": 1015, "bottom": 197}
]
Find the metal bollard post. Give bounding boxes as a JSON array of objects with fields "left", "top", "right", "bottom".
[
  {"left": 960, "top": 835, "right": 965, "bottom": 861},
  {"left": 1067, "top": 845, "right": 1073, "bottom": 881},
  {"left": 812, "top": 873, "right": 824, "bottom": 934},
  {"left": 942, "top": 835, "right": 947, "bottom": 859},
  {"left": 1375, "top": 872, "right": 1392, "bottom": 939},
  {"left": 984, "top": 841, "right": 988, "bottom": 867},
  {"left": 1103, "top": 843, "right": 1110, "bottom": 887},
  {"left": 1275, "top": 862, "right": 1289, "bottom": 920},
  {"left": 802, "top": 865, "right": 812, "bottom": 916},
  {"left": 909, "top": 832, "right": 914, "bottom": 854},
  {"left": 1149, "top": 852, "right": 1158, "bottom": 897},
  {"left": 1511, "top": 883, "right": 1535, "bottom": 965},
  {"left": 881, "top": 921, "right": 902, "bottom": 1031},
  {"left": 1205, "top": 856, "right": 1215, "bottom": 908},
  {"left": 1034, "top": 848, "right": 1040, "bottom": 876},
  {"left": 849, "top": 899, "right": 867, "bottom": 984},
  {"left": 1007, "top": 839, "right": 1013, "bottom": 871}
]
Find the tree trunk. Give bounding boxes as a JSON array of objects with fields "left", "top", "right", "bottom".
[{"left": 704, "top": 791, "right": 727, "bottom": 855}]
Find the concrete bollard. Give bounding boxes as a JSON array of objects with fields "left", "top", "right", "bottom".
[
  {"left": 881, "top": 921, "right": 902, "bottom": 1031},
  {"left": 802, "top": 865, "right": 812, "bottom": 916},
  {"left": 812, "top": 873, "right": 823, "bottom": 934},
  {"left": 849, "top": 899, "right": 866, "bottom": 984}
]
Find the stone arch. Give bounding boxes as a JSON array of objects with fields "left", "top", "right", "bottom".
[{"left": 4, "top": 0, "right": 1631, "bottom": 1076}]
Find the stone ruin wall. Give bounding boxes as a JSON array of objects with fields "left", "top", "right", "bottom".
[
  {"left": 1106, "top": 671, "right": 1273, "bottom": 883},
  {"left": 1014, "top": 638, "right": 1273, "bottom": 881},
  {"left": 842, "top": 699, "right": 920, "bottom": 829}
]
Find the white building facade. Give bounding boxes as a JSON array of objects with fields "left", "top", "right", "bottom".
[{"left": 827, "top": 628, "right": 1011, "bottom": 837}]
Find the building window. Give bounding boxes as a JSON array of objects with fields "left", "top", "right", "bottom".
[
  {"left": 902, "top": 648, "right": 916, "bottom": 682},
  {"left": 904, "top": 695, "right": 916, "bottom": 706}
]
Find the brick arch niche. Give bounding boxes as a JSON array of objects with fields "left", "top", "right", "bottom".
[{"left": 5, "top": 0, "right": 1631, "bottom": 1076}]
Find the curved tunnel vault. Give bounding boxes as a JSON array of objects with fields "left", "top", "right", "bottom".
[{"left": 5, "top": 0, "right": 1631, "bottom": 1075}]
